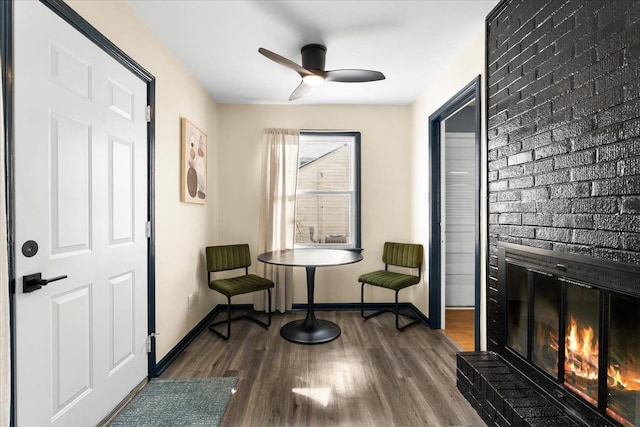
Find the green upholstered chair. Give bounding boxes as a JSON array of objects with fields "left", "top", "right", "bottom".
[
  {"left": 206, "top": 244, "right": 274, "bottom": 340},
  {"left": 359, "top": 242, "right": 424, "bottom": 330}
]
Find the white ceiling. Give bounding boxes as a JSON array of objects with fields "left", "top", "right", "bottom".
[{"left": 127, "top": 0, "right": 498, "bottom": 105}]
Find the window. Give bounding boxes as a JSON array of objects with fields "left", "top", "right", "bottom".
[{"left": 294, "top": 132, "right": 361, "bottom": 249}]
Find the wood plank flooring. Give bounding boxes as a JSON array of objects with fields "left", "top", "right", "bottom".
[
  {"left": 444, "top": 309, "right": 475, "bottom": 352},
  {"left": 161, "top": 311, "right": 485, "bottom": 426}
]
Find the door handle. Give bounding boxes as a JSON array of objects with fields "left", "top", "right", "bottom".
[{"left": 23, "top": 273, "right": 67, "bottom": 293}]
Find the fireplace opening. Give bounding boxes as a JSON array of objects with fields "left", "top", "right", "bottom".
[
  {"left": 608, "top": 293, "right": 640, "bottom": 427},
  {"left": 506, "top": 263, "right": 527, "bottom": 357},
  {"left": 533, "top": 271, "right": 559, "bottom": 379},
  {"left": 500, "top": 243, "right": 640, "bottom": 426},
  {"left": 562, "top": 283, "right": 600, "bottom": 407}
]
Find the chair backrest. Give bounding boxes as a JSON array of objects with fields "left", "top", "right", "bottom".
[
  {"left": 382, "top": 242, "right": 423, "bottom": 269},
  {"left": 206, "top": 244, "right": 252, "bottom": 273}
]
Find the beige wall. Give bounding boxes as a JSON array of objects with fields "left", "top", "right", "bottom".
[
  {"left": 218, "top": 105, "right": 413, "bottom": 304},
  {"left": 410, "top": 26, "right": 487, "bottom": 348},
  {"left": 67, "top": 0, "right": 220, "bottom": 360}
]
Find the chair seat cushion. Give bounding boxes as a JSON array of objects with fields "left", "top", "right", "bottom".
[
  {"left": 209, "top": 274, "right": 274, "bottom": 298},
  {"left": 358, "top": 270, "right": 420, "bottom": 291}
]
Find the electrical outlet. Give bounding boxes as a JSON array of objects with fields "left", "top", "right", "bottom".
[{"left": 187, "top": 294, "right": 193, "bottom": 309}]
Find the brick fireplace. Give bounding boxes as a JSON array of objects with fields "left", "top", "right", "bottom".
[
  {"left": 496, "top": 243, "right": 640, "bottom": 426},
  {"left": 459, "top": 0, "right": 640, "bottom": 425}
]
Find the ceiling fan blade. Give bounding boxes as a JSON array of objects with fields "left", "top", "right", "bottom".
[
  {"left": 289, "top": 81, "right": 312, "bottom": 101},
  {"left": 324, "top": 69, "right": 385, "bottom": 83},
  {"left": 259, "top": 48, "right": 312, "bottom": 77}
]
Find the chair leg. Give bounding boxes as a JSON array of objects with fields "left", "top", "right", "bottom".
[
  {"left": 208, "top": 290, "right": 273, "bottom": 340},
  {"left": 264, "top": 288, "right": 272, "bottom": 327},
  {"left": 361, "top": 283, "right": 420, "bottom": 330},
  {"left": 208, "top": 296, "right": 232, "bottom": 340},
  {"left": 361, "top": 282, "right": 366, "bottom": 319},
  {"left": 361, "top": 282, "right": 391, "bottom": 321},
  {"left": 394, "top": 289, "right": 420, "bottom": 331},
  {"left": 241, "top": 288, "right": 272, "bottom": 329}
]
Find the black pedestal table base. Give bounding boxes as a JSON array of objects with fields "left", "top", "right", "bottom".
[
  {"left": 280, "top": 317, "right": 341, "bottom": 344},
  {"left": 256, "top": 249, "right": 363, "bottom": 345},
  {"left": 280, "top": 265, "right": 341, "bottom": 344}
]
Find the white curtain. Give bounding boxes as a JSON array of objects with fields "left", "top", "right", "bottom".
[
  {"left": 257, "top": 129, "right": 299, "bottom": 313},
  {"left": 0, "top": 56, "right": 10, "bottom": 427}
]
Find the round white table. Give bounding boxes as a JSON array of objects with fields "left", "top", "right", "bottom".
[{"left": 257, "top": 249, "right": 363, "bottom": 344}]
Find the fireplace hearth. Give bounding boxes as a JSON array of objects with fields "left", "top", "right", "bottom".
[{"left": 496, "top": 243, "right": 640, "bottom": 426}]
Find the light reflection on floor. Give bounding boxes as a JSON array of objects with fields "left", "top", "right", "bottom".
[
  {"left": 291, "top": 357, "right": 368, "bottom": 408},
  {"left": 291, "top": 387, "right": 331, "bottom": 407}
]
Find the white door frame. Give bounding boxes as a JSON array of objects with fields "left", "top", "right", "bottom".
[{"left": 2, "top": 0, "right": 157, "bottom": 423}]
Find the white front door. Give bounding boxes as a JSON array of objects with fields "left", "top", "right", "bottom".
[{"left": 14, "top": 2, "right": 149, "bottom": 426}]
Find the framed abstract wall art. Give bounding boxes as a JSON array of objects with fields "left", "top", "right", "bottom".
[{"left": 180, "top": 117, "right": 207, "bottom": 204}]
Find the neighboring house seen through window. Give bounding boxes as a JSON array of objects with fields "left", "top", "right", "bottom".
[{"left": 294, "top": 132, "right": 361, "bottom": 250}]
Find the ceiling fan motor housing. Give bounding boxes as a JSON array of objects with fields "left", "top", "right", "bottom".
[{"left": 301, "top": 44, "right": 327, "bottom": 72}]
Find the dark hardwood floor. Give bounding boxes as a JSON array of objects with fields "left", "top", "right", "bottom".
[{"left": 161, "top": 311, "right": 485, "bottom": 426}]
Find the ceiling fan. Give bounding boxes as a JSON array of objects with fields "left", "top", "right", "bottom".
[{"left": 258, "top": 44, "right": 385, "bottom": 101}]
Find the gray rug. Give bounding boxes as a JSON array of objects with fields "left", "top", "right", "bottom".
[{"left": 110, "top": 377, "right": 238, "bottom": 427}]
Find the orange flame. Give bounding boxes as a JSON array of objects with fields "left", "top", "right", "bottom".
[
  {"left": 548, "top": 315, "right": 640, "bottom": 427},
  {"left": 565, "top": 316, "right": 598, "bottom": 381},
  {"left": 559, "top": 316, "right": 640, "bottom": 392},
  {"left": 608, "top": 364, "right": 627, "bottom": 389}
]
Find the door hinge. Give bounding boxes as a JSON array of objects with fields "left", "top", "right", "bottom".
[
  {"left": 147, "top": 332, "right": 159, "bottom": 353},
  {"left": 145, "top": 105, "right": 151, "bottom": 123},
  {"left": 145, "top": 221, "right": 152, "bottom": 238}
]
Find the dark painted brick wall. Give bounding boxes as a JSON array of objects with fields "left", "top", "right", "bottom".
[{"left": 486, "top": 0, "right": 640, "bottom": 351}]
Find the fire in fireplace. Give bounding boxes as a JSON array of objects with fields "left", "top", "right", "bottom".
[
  {"left": 562, "top": 284, "right": 600, "bottom": 407},
  {"left": 563, "top": 315, "right": 599, "bottom": 394},
  {"left": 607, "top": 293, "right": 640, "bottom": 427},
  {"left": 538, "top": 301, "right": 640, "bottom": 427},
  {"left": 499, "top": 243, "right": 640, "bottom": 427}
]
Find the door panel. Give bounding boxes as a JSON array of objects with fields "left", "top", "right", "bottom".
[
  {"left": 50, "top": 41, "right": 91, "bottom": 99},
  {"left": 51, "top": 113, "right": 92, "bottom": 254},
  {"left": 14, "top": 2, "right": 148, "bottom": 426},
  {"left": 51, "top": 287, "right": 92, "bottom": 419},
  {"left": 110, "top": 271, "right": 135, "bottom": 373},
  {"left": 108, "top": 79, "right": 135, "bottom": 121},
  {"left": 109, "top": 136, "right": 134, "bottom": 244}
]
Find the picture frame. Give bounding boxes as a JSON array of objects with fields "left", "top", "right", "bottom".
[{"left": 180, "top": 118, "right": 207, "bottom": 204}]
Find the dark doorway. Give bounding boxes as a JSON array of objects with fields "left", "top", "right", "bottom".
[{"left": 428, "top": 76, "right": 481, "bottom": 351}]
